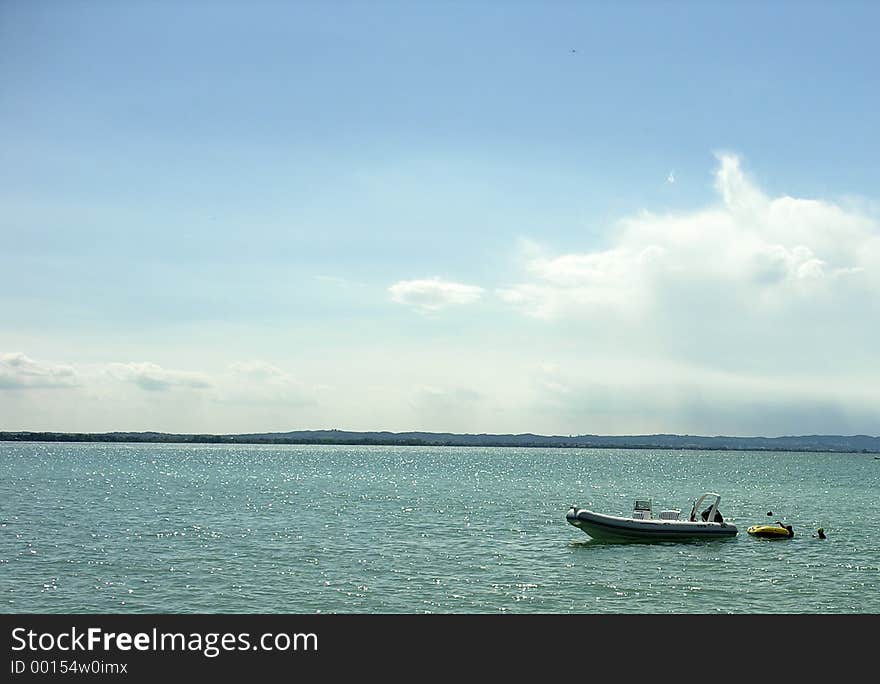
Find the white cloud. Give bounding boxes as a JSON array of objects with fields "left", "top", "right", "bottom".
[
  {"left": 370, "top": 154, "right": 880, "bottom": 434},
  {"left": 0, "top": 352, "right": 79, "bottom": 390},
  {"left": 108, "top": 362, "right": 211, "bottom": 392},
  {"left": 0, "top": 352, "right": 331, "bottom": 432},
  {"left": 5, "top": 155, "right": 880, "bottom": 437},
  {"left": 489, "top": 154, "right": 880, "bottom": 434},
  {"left": 389, "top": 278, "right": 484, "bottom": 312},
  {"left": 498, "top": 244, "right": 664, "bottom": 319},
  {"left": 499, "top": 154, "right": 880, "bottom": 328}
]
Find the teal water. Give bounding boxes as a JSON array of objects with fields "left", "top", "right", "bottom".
[{"left": 1, "top": 442, "right": 878, "bottom": 614}]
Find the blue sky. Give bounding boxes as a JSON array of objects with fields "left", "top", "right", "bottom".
[{"left": 2, "top": 1, "right": 879, "bottom": 435}]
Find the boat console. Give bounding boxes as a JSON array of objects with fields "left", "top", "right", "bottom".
[{"left": 632, "top": 499, "right": 652, "bottom": 519}]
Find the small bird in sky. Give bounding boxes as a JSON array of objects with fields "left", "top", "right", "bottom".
[{"left": 667, "top": 170, "right": 675, "bottom": 184}]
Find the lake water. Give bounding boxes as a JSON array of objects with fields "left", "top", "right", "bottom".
[{"left": 1, "top": 442, "right": 878, "bottom": 613}]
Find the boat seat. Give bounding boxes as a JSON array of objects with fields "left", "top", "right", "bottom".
[
  {"left": 659, "top": 510, "right": 681, "bottom": 520},
  {"left": 632, "top": 511, "right": 649, "bottom": 519}
]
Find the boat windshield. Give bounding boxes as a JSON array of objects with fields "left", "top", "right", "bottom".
[{"left": 689, "top": 493, "right": 722, "bottom": 522}]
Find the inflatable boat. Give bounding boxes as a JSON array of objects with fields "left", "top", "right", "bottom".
[
  {"left": 566, "top": 492, "right": 738, "bottom": 543},
  {"left": 747, "top": 523, "right": 794, "bottom": 538}
]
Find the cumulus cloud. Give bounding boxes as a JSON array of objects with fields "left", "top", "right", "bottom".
[
  {"left": 490, "top": 154, "right": 880, "bottom": 434},
  {"left": 0, "top": 352, "right": 79, "bottom": 390},
  {"left": 108, "top": 362, "right": 211, "bottom": 392},
  {"left": 389, "top": 278, "right": 484, "bottom": 312},
  {"left": 498, "top": 244, "right": 664, "bottom": 319},
  {"left": 374, "top": 155, "right": 880, "bottom": 434},
  {"left": 499, "top": 154, "right": 880, "bottom": 328},
  {"left": 0, "top": 352, "right": 331, "bottom": 432}
]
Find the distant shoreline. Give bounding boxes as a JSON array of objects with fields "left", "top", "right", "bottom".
[{"left": 1, "top": 430, "right": 878, "bottom": 454}]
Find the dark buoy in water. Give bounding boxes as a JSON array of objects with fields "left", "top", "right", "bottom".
[
  {"left": 766, "top": 511, "right": 773, "bottom": 516},
  {"left": 814, "top": 528, "right": 826, "bottom": 539}
]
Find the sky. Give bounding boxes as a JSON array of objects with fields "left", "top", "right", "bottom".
[{"left": 2, "top": 0, "right": 879, "bottom": 436}]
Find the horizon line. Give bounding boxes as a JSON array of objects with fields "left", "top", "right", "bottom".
[{"left": 2, "top": 428, "right": 878, "bottom": 440}]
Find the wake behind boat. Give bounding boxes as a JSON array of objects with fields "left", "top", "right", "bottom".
[{"left": 566, "top": 492, "right": 738, "bottom": 543}]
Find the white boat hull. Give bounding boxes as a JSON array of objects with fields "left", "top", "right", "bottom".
[{"left": 567, "top": 507, "right": 738, "bottom": 543}]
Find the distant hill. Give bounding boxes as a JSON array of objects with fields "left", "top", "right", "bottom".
[{"left": 1, "top": 429, "right": 879, "bottom": 453}]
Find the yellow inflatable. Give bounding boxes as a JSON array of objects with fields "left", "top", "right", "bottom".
[{"left": 747, "top": 524, "right": 794, "bottom": 538}]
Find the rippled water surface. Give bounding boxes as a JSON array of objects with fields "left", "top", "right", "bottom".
[{"left": 1, "top": 442, "right": 878, "bottom": 613}]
